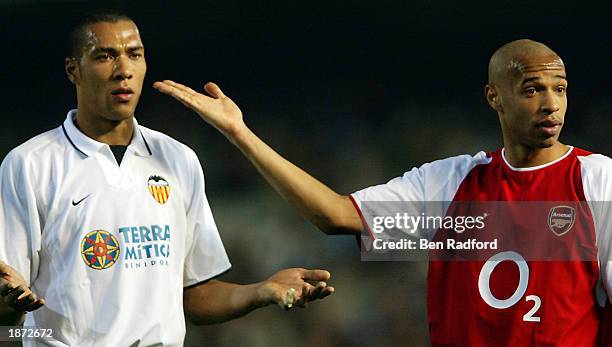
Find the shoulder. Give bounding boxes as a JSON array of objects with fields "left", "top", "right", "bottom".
[
  {"left": 1, "top": 127, "right": 64, "bottom": 170},
  {"left": 576, "top": 148, "right": 612, "bottom": 170},
  {"left": 576, "top": 148, "right": 612, "bottom": 180},
  {"left": 575, "top": 148, "right": 612, "bottom": 201},
  {"left": 415, "top": 151, "right": 492, "bottom": 175},
  {"left": 139, "top": 125, "right": 199, "bottom": 163},
  {"left": 352, "top": 151, "right": 492, "bottom": 202}
]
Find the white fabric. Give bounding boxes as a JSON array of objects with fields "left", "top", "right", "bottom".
[
  {"left": 350, "top": 152, "right": 491, "bottom": 239},
  {"left": 579, "top": 153, "right": 612, "bottom": 306},
  {"left": 0, "top": 110, "right": 231, "bottom": 347}
]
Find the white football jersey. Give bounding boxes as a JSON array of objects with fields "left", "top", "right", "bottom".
[{"left": 0, "top": 110, "right": 231, "bottom": 346}]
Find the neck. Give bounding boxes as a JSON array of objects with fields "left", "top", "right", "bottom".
[
  {"left": 503, "top": 142, "right": 569, "bottom": 168},
  {"left": 75, "top": 109, "right": 133, "bottom": 146}
]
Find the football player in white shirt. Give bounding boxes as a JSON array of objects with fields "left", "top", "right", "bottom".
[{"left": 0, "top": 11, "right": 333, "bottom": 346}]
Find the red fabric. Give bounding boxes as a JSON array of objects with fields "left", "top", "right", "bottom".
[{"left": 427, "top": 148, "right": 602, "bottom": 346}]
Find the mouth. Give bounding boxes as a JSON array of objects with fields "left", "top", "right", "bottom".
[
  {"left": 535, "top": 119, "right": 562, "bottom": 137},
  {"left": 111, "top": 87, "right": 135, "bottom": 102}
]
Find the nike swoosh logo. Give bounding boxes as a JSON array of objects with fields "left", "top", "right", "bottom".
[{"left": 72, "top": 194, "right": 91, "bottom": 206}]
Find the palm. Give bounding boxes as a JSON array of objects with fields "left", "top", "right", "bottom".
[
  {"left": 154, "top": 80, "right": 245, "bottom": 139},
  {"left": 260, "top": 268, "right": 334, "bottom": 309}
]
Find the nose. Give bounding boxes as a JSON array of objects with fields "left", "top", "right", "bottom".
[
  {"left": 113, "top": 55, "right": 133, "bottom": 80},
  {"left": 539, "top": 91, "right": 560, "bottom": 115}
]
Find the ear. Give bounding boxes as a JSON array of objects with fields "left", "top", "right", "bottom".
[
  {"left": 484, "top": 84, "right": 503, "bottom": 113},
  {"left": 65, "top": 57, "right": 80, "bottom": 85}
]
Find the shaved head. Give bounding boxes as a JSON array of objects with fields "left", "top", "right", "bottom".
[
  {"left": 488, "top": 39, "right": 564, "bottom": 86},
  {"left": 484, "top": 39, "right": 569, "bottom": 164}
]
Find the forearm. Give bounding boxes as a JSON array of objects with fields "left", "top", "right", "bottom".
[
  {"left": 231, "top": 127, "right": 360, "bottom": 234},
  {"left": 183, "top": 280, "right": 264, "bottom": 325}
]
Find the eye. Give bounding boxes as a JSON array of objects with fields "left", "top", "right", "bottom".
[
  {"left": 130, "top": 52, "right": 143, "bottom": 59},
  {"left": 524, "top": 87, "right": 536, "bottom": 96},
  {"left": 96, "top": 54, "right": 113, "bottom": 62},
  {"left": 556, "top": 86, "right": 566, "bottom": 93}
]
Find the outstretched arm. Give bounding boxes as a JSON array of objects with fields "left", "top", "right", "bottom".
[
  {"left": 183, "top": 268, "right": 334, "bottom": 325},
  {"left": 154, "top": 81, "right": 361, "bottom": 235}
]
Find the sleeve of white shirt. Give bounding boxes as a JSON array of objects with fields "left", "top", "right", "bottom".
[
  {"left": 350, "top": 152, "right": 490, "bottom": 239},
  {"left": 0, "top": 150, "right": 42, "bottom": 286},
  {"left": 182, "top": 150, "right": 232, "bottom": 287},
  {"left": 579, "top": 153, "right": 612, "bottom": 306}
]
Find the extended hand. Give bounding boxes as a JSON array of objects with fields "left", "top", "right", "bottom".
[
  {"left": 0, "top": 261, "right": 44, "bottom": 312},
  {"left": 258, "top": 268, "right": 334, "bottom": 310},
  {"left": 153, "top": 80, "right": 246, "bottom": 141}
]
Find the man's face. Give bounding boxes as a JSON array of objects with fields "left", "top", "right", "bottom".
[
  {"left": 69, "top": 20, "right": 146, "bottom": 121},
  {"left": 496, "top": 55, "right": 567, "bottom": 149}
]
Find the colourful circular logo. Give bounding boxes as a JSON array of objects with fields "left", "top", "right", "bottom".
[{"left": 80, "top": 230, "right": 121, "bottom": 270}]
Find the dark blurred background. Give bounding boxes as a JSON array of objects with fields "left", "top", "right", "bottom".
[{"left": 2, "top": 1, "right": 611, "bottom": 346}]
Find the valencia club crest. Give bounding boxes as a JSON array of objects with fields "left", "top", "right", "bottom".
[
  {"left": 80, "top": 230, "right": 120, "bottom": 270},
  {"left": 148, "top": 175, "right": 171, "bottom": 204}
]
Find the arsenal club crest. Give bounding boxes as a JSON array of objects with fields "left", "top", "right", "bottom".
[
  {"left": 148, "top": 175, "right": 171, "bottom": 204},
  {"left": 548, "top": 205, "right": 575, "bottom": 236}
]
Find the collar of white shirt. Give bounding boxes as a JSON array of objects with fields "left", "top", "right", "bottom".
[{"left": 61, "top": 109, "right": 153, "bottom": 158}]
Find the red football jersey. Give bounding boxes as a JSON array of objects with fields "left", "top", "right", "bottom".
[{"left": 351, "top": 147, "right": 612, "bottom": 346}]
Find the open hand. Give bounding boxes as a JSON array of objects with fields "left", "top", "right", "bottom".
[
  {"left": 153, "top": 80, "right": 246, "bottom": 142},
  {"left": 257, "top": 268, "right": 334, "bottom": 310}
]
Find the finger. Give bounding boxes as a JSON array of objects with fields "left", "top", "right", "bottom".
[
  {"left": 301, "top": 269, "right": 331, "bottom": 282},
  {"left": 23, "top": 298, "right": 45, "bottom": 312},
  {"left": 319, "top": 286, "right": 335, "bottom": 299},
  {"left": 153, "top": 82, "right": 199, "bottom": 108},
  {"left": 13, "top": 293, "right": 36, "bottom": 310},
  {"left": 16, "top": 295, "right": 44, "bottom": 312},
  {"left": 296, "top": 283, "right": 313, "bottom": 308},
  {"left": 313, "top": 281, "right": 328, "bottom": 298},
  {"left": 303, "top": 281, "right": 326, "bottom": 300},
  {"left": 282, "top": 287, "right": 296, "bottom": 310},
  {"left": 204, "top": 82, "right": 226, "bottom": 99},
  {"left": 161, "top": 80, "right": 198, "bottom": 95},
  {"left": 4, "top": 286, "right": 26, "bottom": 304},
  {"left": 153, "top": 80, "right": 197, "bottom": 98},
  {"left": 1, "top": 281, "right": 19, "bottom": 296},
  {"left": 153, "top": 81, "right": 190, "bottom": 97}
]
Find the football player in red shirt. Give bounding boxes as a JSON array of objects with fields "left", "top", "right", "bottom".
[{"left": 154, "top": 39, "right": 612, "bottom": 346}]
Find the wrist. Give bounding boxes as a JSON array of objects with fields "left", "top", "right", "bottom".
[
  {"left": 252, "top": 281, "right": 274, "bottom": 308},
  {"left": 228, "top": 124, "right": 251, "bottom": 146},
  {"left": 229, "top": 126, "right": 258, "bottom": 153}
]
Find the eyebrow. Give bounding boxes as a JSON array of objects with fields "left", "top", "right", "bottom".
[
  {"left": 520, "top": 75, "right": 567, "bottom": 86},
  {"left": 91, "top": 45, "right": 145, "bottom": 54}
]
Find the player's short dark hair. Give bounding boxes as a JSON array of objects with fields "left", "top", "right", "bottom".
[{"left": 68, "top": 10, "right": 134, "bottom": 59}]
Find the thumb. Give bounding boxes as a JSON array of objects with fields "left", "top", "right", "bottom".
[
  {"left": 204, "top": 82, "right": 226, "bottom": 99},
  {"left": 301, "top": 269, "right": 331, "bottom": 282}
]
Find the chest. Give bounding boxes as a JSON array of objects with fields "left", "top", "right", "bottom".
[{"left": 37, "top": 154, "right": 188, "bottom": 278}]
